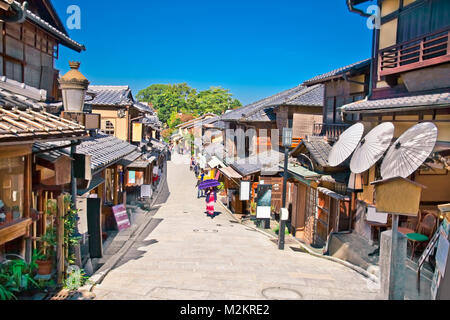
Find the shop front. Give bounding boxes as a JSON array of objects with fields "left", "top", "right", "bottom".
[{"left": 0, "top": 107, "right": 87, "bottom": 264}]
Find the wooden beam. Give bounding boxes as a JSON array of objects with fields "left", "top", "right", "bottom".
[{"left": 0, "top": 219, "right": 32, "bottom": 246}]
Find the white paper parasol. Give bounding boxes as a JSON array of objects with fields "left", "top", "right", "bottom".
[
  {"left": 381, "top": 122, "right": 438, "bottom": 179},
  {"left": 328, "top": 123, "right": 365, "bottom": 167},
  {"left": 350, "top": 122, "right": 395, "bottom": 174}
]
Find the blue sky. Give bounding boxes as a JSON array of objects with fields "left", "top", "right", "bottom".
[{"left": 53, "top": 0, "right": 373, "bottom": 105}]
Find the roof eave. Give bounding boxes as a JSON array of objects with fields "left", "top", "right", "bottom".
[{"left": 341, "top": 103, "right": 450, "bottom": 114}]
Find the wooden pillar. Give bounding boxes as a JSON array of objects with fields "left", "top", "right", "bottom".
[
  {"left": 24, "top": 154, "right": 32, "bottom": 262},
  {"left": 56, "top": 195, "right": 65, "bottom": 285},
  {"left": 113, "top": 165, "right": 119, "bottom": 206}
]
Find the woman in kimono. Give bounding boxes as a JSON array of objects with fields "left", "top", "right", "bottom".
[{"left": 205, "top": 187, "right": 217, "bottom": 217}]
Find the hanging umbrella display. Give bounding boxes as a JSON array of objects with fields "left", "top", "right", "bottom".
[
  {"left": 381, "top": 122, "right": 438, "bottom": 180},
  {"left": 198, "top": 179, "right": 220, "bottom": 190},
  {"left": 350, "top": 122, "right": 395, "bottom": 174},
  {"left": 328, "top": 123, "right": 365, "bottom": 167}
]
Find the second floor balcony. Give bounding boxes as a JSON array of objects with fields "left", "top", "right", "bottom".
[
  {"left": 313, "top": 123, "right": 351, "bottom": 142},
  {"left": 379, "top": 26, "right": 450, "bottom": 78}
]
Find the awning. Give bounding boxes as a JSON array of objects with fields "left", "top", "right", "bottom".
[
  {"left": 317, "top": 187, "right": 351, "bottom": 201},
  {"left": 284, "top": 163, "right": 321, "bottom": 186},
  {"left": 219, "top": 166, "right": 243, "bottom": 179},
  {"left": 208, "top": 156, "right": 226, "bottom": 169},
  {"left": 78, "top": 175, "right": 105, "bottom": 196},
  {"left": 128, "top": 160, "right": 151, "bottom": 169},
  {"left": 119, "top": 151, "right": 143, "bottom": 167}
]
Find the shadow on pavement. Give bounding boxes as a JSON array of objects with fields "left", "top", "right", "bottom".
[
  {"left": 112, "top": 218, "right": 164, "bottom": 270},
  {"left": 204, "top": 211, "right": 222, "bottom": 219}
]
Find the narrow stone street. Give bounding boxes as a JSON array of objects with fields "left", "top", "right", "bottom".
[{"left": 92, "top": 153, "right": 380, "bottom": 300}]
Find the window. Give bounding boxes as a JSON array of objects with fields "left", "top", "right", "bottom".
[
  {"left": 0, "top": 157, "right": 25, "bottom": 227},
  {"left": 397, "top": 0, "right": 450, "bottom": 43},
  {"left": 104, "top": 121, "right": 115, "bottom": 135}
]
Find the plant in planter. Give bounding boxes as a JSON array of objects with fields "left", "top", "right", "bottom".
[
  {"left": 0, "top": 258, "right": 40, "bottom": 299},
  {"left": 0, "top": 271, "right": 18, "bottom": 300},
  {"left": 35, "top": 227, "right": 56, "bottom": 276}
]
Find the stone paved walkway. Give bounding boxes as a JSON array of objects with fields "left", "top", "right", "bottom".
[{"left": 92, "top": 153, "right": 380, "bottom": 300}]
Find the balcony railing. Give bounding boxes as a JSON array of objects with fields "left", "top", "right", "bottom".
[
  {"left": 313, "top": 123, "right": 351, "bottom": 141},
  {"left": 379, "top": 26, "right": 450, "bottom": 77}
]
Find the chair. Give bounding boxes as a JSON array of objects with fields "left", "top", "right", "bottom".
[
  {"left": 406, "top": 213, "right": 437, "bottom": 260},
  {"left": 399, "top": 211, "right": 420, "bottom": 236}
]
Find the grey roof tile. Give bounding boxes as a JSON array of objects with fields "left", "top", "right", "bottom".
[
  {"left": 303, "top": 59, "right": 371, "bottom": 85},
  {"left": 221, "top": 84, "right": 324, "bottom": 122},
  {"left": 87, "top": 86, "right": 133, "bottom": 106},
  {"left": 341, "top": 91, "right": 450, "bottom": 113}
]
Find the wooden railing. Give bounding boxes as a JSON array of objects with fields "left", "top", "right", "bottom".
[
  {"left": 313, "top": 123, "right": 351, "bottom": 141},
  {"left": 379, "top": 27, "right": 450, "bottom": 77}
]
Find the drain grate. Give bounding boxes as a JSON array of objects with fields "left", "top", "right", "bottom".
[{"left": 193, "top": 229, "right": 219, "bottom": 233}]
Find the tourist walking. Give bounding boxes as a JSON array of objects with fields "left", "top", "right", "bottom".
[
  {"left": 197, "top": 169, "right": 205, "bottom": 198},
  {"left": 205, "top": 187, "right": 217, "bottom": 217}
]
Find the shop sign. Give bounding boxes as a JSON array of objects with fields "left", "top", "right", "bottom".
[{"left": 112, "top": 204, "right": 130, "bottom": 231}]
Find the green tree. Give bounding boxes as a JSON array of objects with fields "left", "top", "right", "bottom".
[
  {"left": 191, "top": 87, "right": 242, "bottom": 115},
  {"left": 167, "top": 111, "right": 181, "bottom": 129},
  {"left": 137, "top": 83, "right": 241, "bottom": 124}
]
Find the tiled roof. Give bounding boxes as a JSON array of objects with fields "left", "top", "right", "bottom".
[
  {"left": 0, "top": 107, "right": 87, "bottom": 144},
  {"left": 19, "top": 2, "right": 85, "bottom": 52},
  {"left": 302, "top": 138, "right": 333, "bottom": 168},
  {"left": 133, "top": 102, "right": 155, "bottom": 114},
  {"left": 177, "top": 113, "right": 217, "bottom": 129},
  {"left": 303, "top": 59, "right": 371, "bottom": 85},
  {"left": 221, "top": 84, "right": 324, "bottom": 122},
  {"left": 118, "top": 150, "right": 143, "bottom": 167},
  {"left": 229, "top": 150, "right": 284, "bottom": 176},
  {"left": 340, "top": 91, "right": 450, "bottom": 113},
  {"left": 33, "top": 142, "right": 71, "bottom": 163},
  {"left": 75, "top": 133, "right": 138, "bottom": 171},
  {"left": 87, "top": 86, "right": 133, "bottom": 106}
]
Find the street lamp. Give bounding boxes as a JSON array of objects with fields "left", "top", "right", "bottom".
[
  {"left": 59, "top": 61, "right": 90, "bottom": 267},
  {"left": 279, "top": 128, "right": 292, "bottom": 250},
  {"left": 60, "top": 61, "right": 90, "bottom": 112}
]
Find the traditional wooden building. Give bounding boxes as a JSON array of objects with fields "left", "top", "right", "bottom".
[
  {"left": 0, "top": 107, "right": 87, "bottom": 263},
  {"left": 86, "top": 86, "right": 161, "bottom": 144},
  {"left": 343, "top": 0, "right": 450, "bottom": 244},
  {"left": 0, "top": 0, "right": 85, "bottom": 102}
]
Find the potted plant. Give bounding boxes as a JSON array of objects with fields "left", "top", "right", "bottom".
[{"left": 35, "top": 227, "right": 56, "bottom": 276}]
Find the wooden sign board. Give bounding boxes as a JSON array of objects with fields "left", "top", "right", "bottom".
[
  {"left": 73, "top": 153, "right": 92, "bottom": 180},
  {"left": 132, "top": 123, "right": 143, "bottom": 142},
  {"left": 371, "top": 177, "right": 425, "bottom": 216},
  {"left": 112, "top": 204, "right": 131, "bottom": 231}
]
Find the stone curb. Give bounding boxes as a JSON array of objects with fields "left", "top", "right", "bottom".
[
  {"left": 82, "top": 163, "right": 168, "bottom": 293},
  {"left": 217, "top": 200, "right": 380, "bottom": 284}
]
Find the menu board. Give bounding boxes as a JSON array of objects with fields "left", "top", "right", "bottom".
[
  {"left": 436, "top": 226, "right": 450, "bottom": 277},
  {"left": 112, "top": 204, "right": 131, "bottom": 232},
  {"left": 256, "top": 185, "right": 272, "bottom": 219},
  {"left": 240, "top": 181, "right": 250, "bottom": 201}
]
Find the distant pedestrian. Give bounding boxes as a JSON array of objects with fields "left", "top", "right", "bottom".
[
  {"left": 194, "top": 162, "right": 200, "bottom": 177},
  {"left": 205, "top": 187, "right": 217, "bottom": 217},
  {"left": 190, "top": 157, "right": 195, "bottom": 171},
  {"left": 197, "top": 169, "right": 205, "bottom": 198}
]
